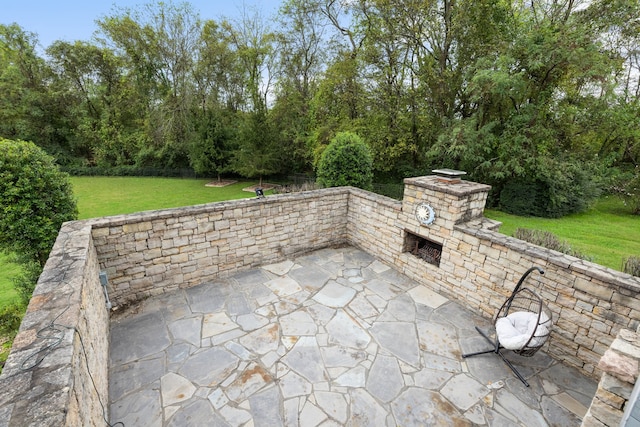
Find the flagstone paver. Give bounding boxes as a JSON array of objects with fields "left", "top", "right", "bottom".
[{"left": 109, "top": 246, "right": 597, "bottom": 426}]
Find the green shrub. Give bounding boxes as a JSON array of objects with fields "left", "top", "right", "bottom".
[
  {"left": 62, "top": 164, "right": 199, "bottom": 178},
  {"left": 12, "top": 260, "right": 42, "bottom": 305},
  {"left": 499, "top": 180, "right": 549, "bottom": 217},
  {"left": 514, "top": 228, "right": 593, "bottom": 261},
  {"left": 272, "top": 182, "right": 320, "bottom": 194},
  {"left": 1, "top": 139, "right": 78, "bottom": 306},
  {"left": 500, "top": 157, "right": 601, "bottom": 218},
  {"left": 0, "top": 301, "right": 25, "bottom": 374},
  {"left": 0, "top": 138, "right": 78, "bottom": 268},
  {"left": 316, "top": 132, "right": 373, "bottom": 190},
  {"left": 623, "top": 256, "right": 640, "bottom": 277},
  {"left": 372, "top": 183, "right": 404, "bottom": 200},
  {"left": 0, "top": 302, "right": 25, "bottom": 338}
]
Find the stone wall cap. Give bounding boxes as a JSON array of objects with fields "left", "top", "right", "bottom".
[
  {"left": 598, "top": 349, "right": 638, "bottom": 383},
  {"left": 347, "top": 187, "right": 402, "bottom": 209},
  {"left": 456, "top": 217, "right": 502, "bottom": 231},
  {"left": 611, "top": 333, "right": 640, "bottom": 360},
  {"left": 571, "top": 261, "right": 640, "bottom": 292},
  {"left": 403, "top": 176, "right": 491, "bottom": 196},
  {"left": 85, "top": 187, "right": 352, "bottom": 228},
  {"left": 620, "top": 329, "right": 640, "bottom": 344}
]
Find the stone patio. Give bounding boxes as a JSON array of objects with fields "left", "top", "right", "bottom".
[{"left": 108, "top": 247, "right": 597, "bottom": 426}]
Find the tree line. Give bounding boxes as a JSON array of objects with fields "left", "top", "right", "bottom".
[{"left": 1, "top": 0, "right": 639, "bottom": 215}]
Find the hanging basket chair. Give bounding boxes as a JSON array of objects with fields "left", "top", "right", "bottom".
[
  {"left": 462, "top": 266, "right": 552, "bottom": 386},
  {"left": 494, "top": 286, "right": 553, "bottom": 357}
]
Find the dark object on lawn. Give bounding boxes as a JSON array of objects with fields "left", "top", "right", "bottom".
[
  {"left": 255, "top": 188, "right": 265, "bottom": 198},
  {"left": 462, "top": 266, "right": 552, "bottom": 387}
]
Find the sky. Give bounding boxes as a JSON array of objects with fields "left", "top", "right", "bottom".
[{"left": 2, "top": 0, "right": 282, "bottom": 50}]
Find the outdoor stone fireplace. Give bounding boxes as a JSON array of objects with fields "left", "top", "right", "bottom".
[
  {"left": 404, "top": 231, "right": 442, "bottom": 267},
  {"left": 0, "top": 174, "right": 639, "bottom": 426}
]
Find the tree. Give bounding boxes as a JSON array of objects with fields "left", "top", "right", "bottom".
[
  {"left": 221, "top": 7, "right": 282, "bottom": 182},
  {"left": 189, "top": 107, "right": 233, "bottom": 180},
  {"left": 270, "top": 0, "right": 328, "bottom": 173},
  {"left": 355, "top": 0, "right": 426, "bottom": 176},
  {"left": 423, "top": 0, "right": 623, "bottom": 214},
  {"left": 0, "top": 24, "right": 69, "bottom": 160},
  {"left": 0, "top": 0, "right": 638, "bottom": 203},
  {"left": 46, "top": 40, "right": 144, "bottom": 166},
  {"left": 0, "top": 139, "right": 78, "bottom": 301},
  {"left": 220, "top": 7, "right": 276, "bottom": 112},
  {"left": 97, "top": 1, "right": 202, "bottom": 168},
  {"left": 231, "top": 109, "right": 279, "bottom": 186},
  {"left": 316, "top": 132, "right": 373, "bottom": 190},
  {"left": 195, "top": 19, "right": 244, "bottom": 112}
]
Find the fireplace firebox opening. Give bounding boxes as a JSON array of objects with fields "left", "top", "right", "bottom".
[{"left": 404, "top": 231, "right": 443, "bottom": 267}]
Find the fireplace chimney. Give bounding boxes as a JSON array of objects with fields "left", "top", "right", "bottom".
[{"left": 432, "top": 168, "right": 466, "bottom": 184}]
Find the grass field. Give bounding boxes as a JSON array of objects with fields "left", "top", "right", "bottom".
[
  {"left": 0, "top": 253, "right": 19, "bottom": 308},
  {"left": 71, "top": 177, "right": 265, "bottom": 219},
  {"left": 485, "top": 196, "right": 640, "bottom": 270}
]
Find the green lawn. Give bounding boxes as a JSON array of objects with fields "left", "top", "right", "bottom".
[
  {"left": 70, "top": 177, "right": 265, "bottom": 219},
  {"left": 485, "top": 196, "right": 640, "bottom": 271},
  {"left": 0, "top": 252, "right": 21, "bottom": 372},
  {"left": 0, "top": 253, "right": 19, "bottom": 308}
]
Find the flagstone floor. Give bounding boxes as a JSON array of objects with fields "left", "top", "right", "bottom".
[{"left": 108, "top": 246, "right": 597, "bottom": 426}]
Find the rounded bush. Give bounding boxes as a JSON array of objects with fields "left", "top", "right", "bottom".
[
  {"left": 499, "top": 157, "right": 600, "bottom": 218},
  {"left": 499, "top": 180, "right": 549, "bottom": 217},
  {"left": 316, "top": 132, "right": 373, "bottom": 190},
  {"left": 0, "top": 138, "right": 78, "bottom": 267}
]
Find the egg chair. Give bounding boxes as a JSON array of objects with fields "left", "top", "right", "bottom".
[{"left": 462, "top": 266, "right": 552, "bottom": 387}]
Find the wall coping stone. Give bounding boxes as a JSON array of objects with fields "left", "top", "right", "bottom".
[
  {"left": 404, "top": 175, "right": 492, "bottom": 197},
  {"left": 348, "top": 187, "right": 402, "bottom": 209},
  {"left": 83, "top": 187, "right": 352, "bottom": 228},
  {"left": 86, "top": 187, "right": 352, "bottom": 228}
]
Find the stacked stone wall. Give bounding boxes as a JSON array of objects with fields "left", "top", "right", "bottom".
[
  {"left": 582, "top": 328, "right": 640, "bottom": 426},
  {"left": 346, "top": 179, "right": 640, "bottom": 379},
  {"left": 346, "top": 189, "right": 403, "bottom": 262},
  {"left": 447, "top": 224, "right": 640, "bottom": 376},
  {"left": 89, "top": 189, "right": 350, "bottom": 307},
  {"left": 0, "top": 222, "right": 109, "bottom": 426},
  {"left": 1, "top": 178, "right": 639, "bottom": 426}
]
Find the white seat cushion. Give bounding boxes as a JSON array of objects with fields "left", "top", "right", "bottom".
[{"left": 495, "top": 311, "right": 550, "bottom": 350}]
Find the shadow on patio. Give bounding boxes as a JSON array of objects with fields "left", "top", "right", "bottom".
[{"left": 109, "top": 246, "right": 596, "bottom": 426}]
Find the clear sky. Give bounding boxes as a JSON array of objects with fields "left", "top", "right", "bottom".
[{"left": 2, "top": 1, "right": 282, "bottom": 50}]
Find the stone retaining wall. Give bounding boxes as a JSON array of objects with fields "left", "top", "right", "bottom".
[
  {"left": 0, "top": 221, "right": 108, "bottom": 426},
  {"left": 89, "top": 188, "right": 350, "bottom": 307},
  {"left": 1, "top": 177, "right": 639, "bottom": 425},
  {"left": 448, "top": 224, "right": 640, "bottom": 377}
]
